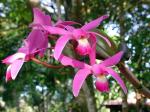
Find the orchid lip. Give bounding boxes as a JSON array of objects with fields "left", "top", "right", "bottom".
[
  {"left": 76, "top": 38, "right": 91, "bottom": 55},
  {"left": 95, "top": 76, "right": 109, "bottom": 92}
]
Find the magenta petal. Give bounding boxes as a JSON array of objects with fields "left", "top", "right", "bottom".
[
  {"left": 59, "top": 55, "right": 91, "bottom": 69},
  {"left": 89, "top": 33, "right": 96, "bottom": 65},
  {"left": 26, "top": 29, "right": 48, "bottom": 56},
  {"left": 43, "top": 26, "right": 71, "bottom": 35},
  {"left": 73, "top": 68, "right": 91, "bottom": 97},
  {"left": 11, "top": 59, "right": 24, "bottom": 80},
  {"left": 81, "top": 15, "right": 108, "bottom": 31},
  {"left": 55, "top": 19, "right": 63, "bottom": 25},
  {"left": 58, "top": 21, "right": 81, "bottom": 26},
  {"left": 31, "top": 8, "right": 51, "bottom": 26},
  {"left": 55, "top": 19, "right": 80, "bottom": 27},
  {"left": 19, "top": 30, "right": 48, "bottom": 57},
  {"left": 95, "top": 78, "right": 109, "bottom": 92},
  {"left": 27, "top": 30, "right": 43, "bottom": 53},
  {"left": 92, "top": 64, "right": 106, "bottom": 76},
  {"left": 106, "top": 68, "right": 127, "bottom": 94},
  {"left": 2, "top": 53, "right": 25, "bottom": 64},
  {"left": 89, "top": 32, "right": 111, "bottom": 47},
  {"left": 54, "top": 35, "right": 70, "bottom": 60},
  {"left": 38, "top": 35, "right": 49, "bottom": 57},
  {"left": 101, "top": 51, "right": 124, "bottom": 67},
  {"left": 65, "top": 26, "right": 75, "bottom": 31},
  {"left": 6, "top": 65, "right": 12, "bottom": 82}
]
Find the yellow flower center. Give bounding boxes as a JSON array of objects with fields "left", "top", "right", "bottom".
[
  {"left": 97, "top": 75, "right": 107, "bottom": 82},
  {"left": 78, "top": 38, "right": 89, "bottom": 46}
]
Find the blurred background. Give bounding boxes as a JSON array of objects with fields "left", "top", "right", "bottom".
[{"left": 0, "top": 0, "right": 150, "bottom": 112}]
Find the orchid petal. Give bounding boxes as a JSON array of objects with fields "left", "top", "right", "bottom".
[
  {"left": 101, "top": 51, "right": 124, "bottom": 67},
  {"left": 2, "top": 53, "right": 25, "bottom": 64},
  {"left": 38, "top": 34, "right": 49, "bottom": 57},
  {"left": 43, "top": 26, "right": 71, "bottom": 35},
  {"left": 81, "top": 15, "right": 108, "bottom": 31},
  {"left": 106, "top": 68, "right": 127, "bottom": 94},
  {"left": 11, "top": 59, "right": 24, "bottom": 80},
  {"left": 89, "top": 33, "right": 96, "bottom": 65},
  {"left": 55, "top": 19, "right": 71, "bottom": 28},
  {"left": 6, "top": 65, "right": 12, "bottom": 82},
  {"left": 54, "top": 24, "right": 66, "bottom": 28},
  {"left": 55, "top": 20, "right": 80, "bottom": 27},
  {"left": 30, "top": 8, "right": 51, "bottom": 26},
  {"left": 59, "top": 55, "right": 91, "bottom": 69},
  {"left": 60, "top": 21, "right": 80, "bottom": 26},
  {"left": 26, "top": 29, "right": 49, "bottom": 56},
  {"left": 54, "top": 35, "right": 70, "bottom": 60},
  {"left": 73, "top": 68, "right": 91, "bottom": 97},
  {"left": 55, "top": 19, "right": 63, "bottom": 25},
  {"left": 92, "top": 64, "right": 106, "bottom": 75},
  {"left": 89, "top": 32, "right": 111, "bottom": 47},
  {"left": 20, "top": 29, "right": 49, "bottom": 56},
  {"left": 27, "top": 30, "right": 44, "bottom": 53},
  {"left": 65, "top": 26, "right": 75, "bottom": 31},
  {"left": 95, "top": 78, "right": 109, "bottom": 92}
]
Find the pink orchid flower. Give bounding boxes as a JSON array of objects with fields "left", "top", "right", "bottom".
[
  {"left": 2, "top": 42, "right": 48, "bottom": 82},
  {"left": 59, "top": 51, "right": 127, "bottom": 97},
  {"left": 2, "top": 53, "right": 26, "bottom": 82},
  {"left": 42, "top": 15, "right": 110, "bottom": 65},
  {"left": 2, "top": 8, "right": 79, "bottom": 81},
  {"left": 2, "top": 8, "right": 50, "bottom": 81},
  {"left": 2, "top": 29, "right": 48, "bottom": 81},
  {"left": 29, "top": 8, "right": 79, "bottom": 56}
]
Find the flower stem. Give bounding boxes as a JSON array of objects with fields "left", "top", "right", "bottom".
[{"left": 31, "top": 57, "right": 64, "bottom": 69}]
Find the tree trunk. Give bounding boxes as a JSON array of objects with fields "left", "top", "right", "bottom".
[
  {"left": 56, "top": 0, "right": 61, "bottom": 19},
  {"left": 122, "top": 92, "right": 128, "bottom": 112},
  {"left": 73, "top": 69, "right": 97, "bottom": 112},
  {"left": 82, "top": 81, "right": 97, "bottom": 112},
  {"left": 119, "top": 7, "right": 129, "bottom": 111}
]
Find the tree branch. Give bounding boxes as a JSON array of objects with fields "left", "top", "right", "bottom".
[
  {"left": 118, "top": 63, "right": 150, "bottom": 98},
  {"left": 31, "top": 57, "right": 64, "bottom": 69}
]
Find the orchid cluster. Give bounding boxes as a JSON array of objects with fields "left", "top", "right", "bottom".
[{"left": 2, "top": 8, "right": 127, "bottom": 97}]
